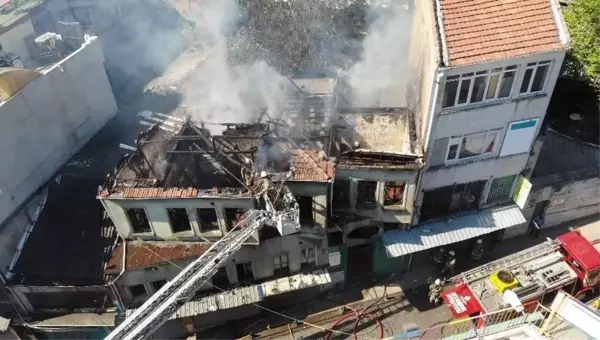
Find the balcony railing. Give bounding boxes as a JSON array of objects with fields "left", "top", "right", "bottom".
[{"left": 391, "top": 302, "right": 592, "bottom": 340}]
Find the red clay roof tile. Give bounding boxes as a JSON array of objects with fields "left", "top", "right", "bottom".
[
  {"left": 290, "top": 150, "right": 334, "bottom": 181},
  {"left": 105, "top": 242, "right": 211, "bottom": 275},
  {"left": 439, "top": 0, "right": 566, "bottom": 66}
]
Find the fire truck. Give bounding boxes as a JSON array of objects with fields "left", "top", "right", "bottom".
[{"left": 441, "top": 230, "right": 600, "bottom": 322}]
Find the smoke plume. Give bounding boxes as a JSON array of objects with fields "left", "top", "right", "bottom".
[{"left": 343, "top": 0, "right": 413, "bottom": 107}]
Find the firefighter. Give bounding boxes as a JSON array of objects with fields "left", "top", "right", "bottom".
[
  {"left": 471, "top": 239, "right": 484, "bottom": 261},
  {"left": 443, "top": 250, "right": 456, "bottom": 275},
  {"left": 432, "top": 247, "right": 447, "bottom": 272},
  {"left": 429, "top": 279, "right": 443, "bottom": 304}
]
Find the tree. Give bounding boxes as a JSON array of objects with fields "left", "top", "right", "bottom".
[{"left": 563, "top": 0, "right": 600, "bottom": 81}]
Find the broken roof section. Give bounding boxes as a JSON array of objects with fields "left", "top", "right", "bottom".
[
  {"left": 100, "top": 119, "right": 335, "bottom": 199},
  {"left": 332, "top": 108, "right": 422, "bottom": 170},
  {"left": 437, "top": 0, "right": 569, "bottom": 66}
]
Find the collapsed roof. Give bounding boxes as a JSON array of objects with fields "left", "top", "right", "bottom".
[{"left": 99, "top": 119, "right": 335, "bottom": 199}]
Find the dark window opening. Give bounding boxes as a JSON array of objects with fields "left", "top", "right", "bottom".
[
  {"left": 498, "top": 70, "right": 515, "bottom": 98},
  {"left": 129, "top": 284, "right": 147, "bottom": 298},
  {"left": 236, "top": 262, "right": 254, "bottom": 283},
  {"left": 348, "top": 226, "right": 379, "bottom": 239},
  {"left": 225, "top": 208, "right": 247, "bottom": 231},
  {"left": 273, "top": 252, "right": 290, "bottom": 278},
  {"left": 457, "top": 78, "right": 471, "bottom": 104},
  {"left": 328, "top": 231, "right": 343, "bottom": 247},
  {"left": 301, "top": 247, "right": 316, "bottom": 271},
  {"left": 520, "top": 68, "right": 534, "bottom": 93},
  {"left": 151, "top": 279, "right": 167, "bottom": 292},
  {"left": 384, "top": 181, "right": 406, "bottom": 206},
  {"left": 333, "top": 180, "right": 351, "bottom": 209},
  {"left": 296, "top": 196, "right": 314, "bottom": 225},
  {"left": 196, "top": 208, "right": 220, "bottom": 232},
  {"left": 443, "top": 78, "right": 459, "bottom": 108},
  {"left": 357, "top": 181, "right": 377, "bottom": 209},
  {"left": 420, "top": 181, "right": 485, "bottom": 221},
  {"left": 211, "top": 267, "right": 230, "bottom": 290},
  {"left": 260, "top": 226, "right": 281, "bottom": 241},
  {"left": 383, "top": 222, "right": 400, "bottom": 231},
  {"left": 126, "top": 208, "right": 151, "bottom": 233},
  {"left": 167, "top": 208, "right": 192, "bottom": 233}
]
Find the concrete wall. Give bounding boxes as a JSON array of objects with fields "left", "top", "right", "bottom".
[
  {"left": 507, "top": 168, "right": 600, "bottom": 238},
  {"left": 101, "top": 197, "right": 256, "bottom": 241},
  {"left": 0, "top": 36, "right": 117, "bottom": 226},
  {"left": 9, "top": 284, "right": 109, "bottom": 313},
  {"left": 286, "top": 181, "right": 329, "bottom": 228},
  {"left": 407, "top": 0, "right": 439, "bottom": 151},
  {"left": 115, "top": 233, "right": 329, "bottom": 306},
  {"left": 414, "top": 50, "right": 566, "bottom": 222},
  {"left": 0, "top": 17, "right": 35, "bottom": 62}
]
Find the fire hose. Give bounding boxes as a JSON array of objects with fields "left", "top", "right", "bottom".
[{"left": 325, "top": 286, "right": 386, "bottom": 340}]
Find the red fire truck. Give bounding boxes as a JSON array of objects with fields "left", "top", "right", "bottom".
[{"left": 440, "top": 230, "right": 600, "bottom": 322}]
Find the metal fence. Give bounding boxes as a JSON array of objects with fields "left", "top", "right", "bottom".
[{"left": 391, "top": 302, "right": 591, "bottom": 340}]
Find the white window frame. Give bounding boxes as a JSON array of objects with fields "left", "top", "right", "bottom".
[
  {"left": 301, "top": 247, "right": 317, "bottom": 265},
  {"left": 273, "top": 252, "right": 289, "bottom": 270},
  {"left": 445, "top": 129, "right": 501, "bottom": 164},
  {"left": 519, "top": 60, "right": 552, "bottom": 95},
  {"left": 443, "top": 65, "right": 518, "bottom": 108},
  {"left": 382, "top": 181, "right": 408, "bottom": 209}
]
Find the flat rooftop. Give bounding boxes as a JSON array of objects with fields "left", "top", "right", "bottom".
[
  {"left": 437, "top": 0, "right": 567, "bottom": 66},
  {"left": 9, "top": 176, "right": 116, "bottom": 286},
  {"left": 332, "top": 108, "right": 422, "bottom": 169}
]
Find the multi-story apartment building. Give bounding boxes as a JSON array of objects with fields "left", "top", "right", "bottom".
[{"left": 382, "top": 0, "right": 570, "bottom": 264}]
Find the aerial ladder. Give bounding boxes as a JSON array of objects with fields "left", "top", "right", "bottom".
[{"left": 106, "top": 209, "right": 275, "bottom": 340}]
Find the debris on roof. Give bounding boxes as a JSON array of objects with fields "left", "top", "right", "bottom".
[
  {"left": 330, "top": 108, "right": 422, "bottom": 169},
  {"left": 438, "top": 0, "right": 567, "bottom": 66}
]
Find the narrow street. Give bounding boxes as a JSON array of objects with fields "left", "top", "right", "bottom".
[{"left": 194, "top": 215, "right": 600, "bottom": 340}]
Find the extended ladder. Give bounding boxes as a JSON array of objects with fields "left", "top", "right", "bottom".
[
  {"left": 450, "top": 239, "right": 561, "bottom": 285},
  {"left": 106, "top": 210, "right": 269, "bottom": 340}
]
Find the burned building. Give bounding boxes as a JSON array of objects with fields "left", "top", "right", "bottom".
[
  {"left": 328, "top": 107, "right": 423, "bottom": 279},
  {"left": 98, "top": 119, "right": 342, "bottom": 334}
]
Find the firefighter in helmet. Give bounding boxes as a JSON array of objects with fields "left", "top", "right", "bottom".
[
  {"left": 443, "top": 250, "right": 456, "bottom": 275},
  {"left": 432, "top": 247, "right": 447, "bottom": 272},
  {"left": 471, "top": 238, "right": 484, "bottom": 261},
  {"left": 429, "top": 278, "right": 443, "bottom": 304}
]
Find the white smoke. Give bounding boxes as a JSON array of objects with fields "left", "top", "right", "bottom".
[
  {"left": 343, "top": 0, "right": 413, "bottom": 107},
  {"left": 179, "top": 0, "right": 294, "bottom": 130}
]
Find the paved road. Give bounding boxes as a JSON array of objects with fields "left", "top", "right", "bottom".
[{"left": 214, "top": 215, "right": 600, "bottom": 340}]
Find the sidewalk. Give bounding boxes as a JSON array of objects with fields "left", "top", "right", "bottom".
[{"left": 203, "top": 215, "right": 600, "bottom": 339}]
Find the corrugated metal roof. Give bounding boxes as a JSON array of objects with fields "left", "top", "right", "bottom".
[
  {"left": 382, "top": 205, "right": 526, "bottom": 258},
  {"left": 126, "top": 269, "right": 342, "bottom": 319},
  {"left": 262, "top": 269, "right": 332, "bottom": 297},
  {"left": 29, "top": 313, "right": 116, "bottom": 327}
]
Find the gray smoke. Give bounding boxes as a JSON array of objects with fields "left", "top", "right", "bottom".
[
  {"left": 343, "top": 0, "right": 413, "bottom": 107},
  {"left": 179, "top": 0, "right": 294, "bottom": 130}
]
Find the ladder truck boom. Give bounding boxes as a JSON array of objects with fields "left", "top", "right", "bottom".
[
  {"left": 106, "top": 209, "right": 271, "bottom": 340},
  {"left": 449, "top": 238, "right": 561, "bottom": 285}
]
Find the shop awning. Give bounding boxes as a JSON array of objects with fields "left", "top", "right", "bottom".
[
  {"left": 441, "top": 284, "right": 484, "bottom": 319},
  {"left": 382, "top": 205, "right": 526, "bottom": 257}
]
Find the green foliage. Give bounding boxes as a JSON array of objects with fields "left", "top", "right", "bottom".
[{"left": 563, "top": 0, "right": 600, "bottom": 81}]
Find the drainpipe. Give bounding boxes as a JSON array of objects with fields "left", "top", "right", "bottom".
[
  {"left": 108, "top": 237, "right": 127, "bottom": 312},
  {"left": 7, "top": 191, "right": 49, "bottom": 279},
  {"left": 411, "top": 72, "right": 444, "bottom": 227},
  {"left": 423, "top": 71, "right": 444, "bottom": 153}
]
